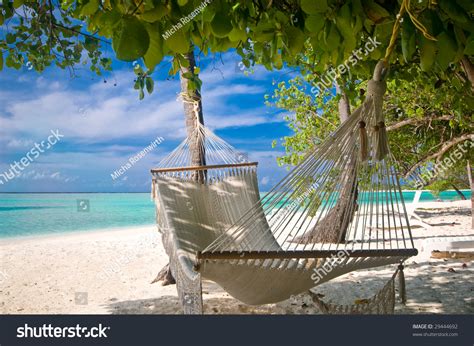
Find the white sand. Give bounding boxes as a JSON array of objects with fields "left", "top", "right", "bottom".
[{"left": 0, "top": 200, "right": 472, "bottom": 314}]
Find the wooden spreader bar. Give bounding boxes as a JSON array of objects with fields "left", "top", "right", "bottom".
[
  {"left": 151, "top": 162, "right": 258, "bottom": 173},
  {"left": 196, "top": 249, "right": 418, "bottom": 261}
]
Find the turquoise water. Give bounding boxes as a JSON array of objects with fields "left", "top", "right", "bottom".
[
  {"left": 0, "top": 193, "right": 156, "bottom": 238},
  {"left": 0, "top": 190, "right": 470, "bottom": 238}
]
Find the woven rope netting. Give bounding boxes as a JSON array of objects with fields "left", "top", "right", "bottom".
[
  {"left": 151, "top": 61, "right": 416, "bottom": 314},
  {"left": 151, "top": 124, "right": 256, "bottom": 314},
  {"left": 202, "top": 64, "right": 415, "bottom": 256},
  {"left": 155, "top": 123, "right": 252, "bottom": 179}
]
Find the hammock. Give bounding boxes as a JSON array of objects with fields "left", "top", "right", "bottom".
[{"left": 151, "top": 61, "right": 417, "bottom": 314}]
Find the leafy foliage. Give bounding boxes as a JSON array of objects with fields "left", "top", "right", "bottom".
[
  {"left": 0, "top": 0, "right": 112, "bottom": 75},
  {"left": 267, "top": 61, "right": 473, "bottom": 190},
  {"left": 1, "top": 0, "right": 473, "bottom": 98}
]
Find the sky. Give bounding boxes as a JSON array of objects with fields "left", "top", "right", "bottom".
[{"left": 0, "top": 50, "right": 299, "bottom": 192}]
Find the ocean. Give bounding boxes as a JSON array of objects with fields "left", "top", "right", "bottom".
[{"left": 0, "top": 190, "right": 471, "bottom": 238}]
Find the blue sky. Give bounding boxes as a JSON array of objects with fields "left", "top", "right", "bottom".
[{"left": 0, "top": 50, "right": 298, "bottom": 192}]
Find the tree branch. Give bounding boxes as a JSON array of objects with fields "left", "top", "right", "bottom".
[
  {"left": 404, "top": 133, "right": 474, "bottom": 179},
  {"left": 51, "top": 22, "right": 111, "bottom": 45},
  {"left": 386, "top": 115, "right": 453, "bottom": 131}
]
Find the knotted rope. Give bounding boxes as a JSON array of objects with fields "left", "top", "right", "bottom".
[{"left": 383, "top": 0, "right": 437, "bottom": 65}]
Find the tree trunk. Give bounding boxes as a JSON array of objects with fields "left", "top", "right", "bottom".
[
  {"left": 451, "top": 184, "right": 466, "bottom": 200},
  {"left": 296, "top": 157, "right": 358, "bottom": 243},
  {"left": 180, "top": 50, "right": 206, "bottom": 180},
  {"left": 336, "top": 83, "right": 351, "bottom": 122},
  {"left": 460, "top": 56, "right": 474, "bottom": 91},
  {"left": 468, "top": 161, "right": 474, "bottom": 229},
  {"left": 294, "top": 84, "right": 358, "bottom": 244},
  {"left": 154, "top": 47, "right": 205, "bottom": 286}
]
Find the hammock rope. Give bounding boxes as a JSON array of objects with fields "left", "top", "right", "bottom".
[
  {"left": 150, "top": 61, "right": 417, "bottom": 314},
  {"left": 149, "top": 1, "right": 426, "bottom": 313}
]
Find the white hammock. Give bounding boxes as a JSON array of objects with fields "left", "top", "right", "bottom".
[{"left": 151, "top": 62, "right": 417, "bottom": 314}]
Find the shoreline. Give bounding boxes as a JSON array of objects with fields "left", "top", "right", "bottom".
[
  {"left": 1, "top": 200, "right": 470, "bottom": 242},
  {"left": 0, "top": 189, "right": 471, "bottom": 193},
  {"left": 0, "top": 201, "right": 472, "bottom": 314},
  {"left": 0, "top": 224, "right": 156, "bottom": 244}
]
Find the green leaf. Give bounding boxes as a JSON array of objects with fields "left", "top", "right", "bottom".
[
  {"left": 177, "top": 0, "right": 188, "bottom": 5},
  {"left": 438, "top": 0, "right": 468, "bottom": 24},
  {"left": 13, "top": 0, "right": 24, "bottom": 9},
  {"left": 401, "top": 17, "right": 416, "bottom": 63},
  {"left": 113, "top": 17, "right": 150, "bottom": 62},
  {"left": 211, "top": 11, "right": 233, "bottom": 38},
  {"left": 420, "top": 37, "right": 437, "bottom": 72},
  {"left": 139, "top": 88, "right": 145, "bottom": 100},
  {"left": 335, "top": 4, "right": 356, "bottom": 53},
  {"left": 139, "top": 4, "right": 167, "bottom": 23},
  {"left": 84, "top": 36, "right": 98, "bottom": 52},
  {"left": 305, "top": 14, "right": 325, "bottom": 34},
  {"left": 436, "top": 32, "right": 457, "bottom": 70},
  {"left": 0, "top": 51, "right": 3, "bottom": 71},
  {"left": 273, "top": 53, "right": 283, "bottom": 69},
  {"left": 464, "top": 35, "right": 474, "bottom": 55},
  {"left": 81, "top": 0, "right": 99, "bottom": 16},
  {"left": 363, "top": 0, "right": 390, "bottom": 23},
  {"left": 286, "top": 26, "right": 305, "bottom": 56},
  {"left": 324, "top": 23, "right": 341, "bottom": 51},
  {"left": 228, "top": 27, "right": 247, "bottom": 42},
  {"left": 165, "top": 29, "right": 189, "bottom": 54},
  {"left": 145, "top": 77, "right": 154, "bottom": 94},
  {"left": 301, "top": 0, "right": 327, "bottom": 14},
  {"left": 143, "top": 24, "right": 163, "bottom": 70},
  {"left": 420, "top": 10, "right": 444, "bottom": 37}
]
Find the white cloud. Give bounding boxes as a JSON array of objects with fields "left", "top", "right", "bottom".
[
  {"left": 0, "top": 63, "right": 283, "bottom": 147},
  {"left": 6, "top": 138, "right": 34, "bottom": 148},
  {"left": 17, "top": 169, "right": 77, "bottom": 183},
  {"left": 0, "top": 50, "right": 293, "bottom": 192}
]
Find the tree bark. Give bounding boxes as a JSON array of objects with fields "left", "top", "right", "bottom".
[
  {"left": 460, "top": 56, "right": 474, "bottom": 91},
  {"left": 154, "top": 47, "right": 205, "bottom": 286},
  {"left": 404, "top": 134, "right": 474, "bottom": 179},
  {"left": 468, "top": 161, "right": 474, "bottom": 229},
  {"left": 336, "top": 83, "right": 350, "bottom": 122},
  {"left": 180, "top": 50, "right": 206, "bottom": 177},
  {"left": 451, "top": 184, "right": 466, "bottom": 200}
]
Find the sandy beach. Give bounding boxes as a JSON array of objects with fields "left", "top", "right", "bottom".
[{"left": 1, "top": 200, "right": 472, "bottom": 314}]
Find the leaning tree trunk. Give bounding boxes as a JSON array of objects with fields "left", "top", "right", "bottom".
[
  {"left": 468, "top": 161, "right": 474, "bottom": 229},
  {"left": 461, "top": 56, "right": 474, "bottom": 91},
  {"left": 294, "top": 84, "right": 358, "bottom": 244},
  {"left": 452, "top": 184, "right": 466, "bottom": 200},
  {"left": 153, "top": 47, "right": 205, "bottom": 286}
]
